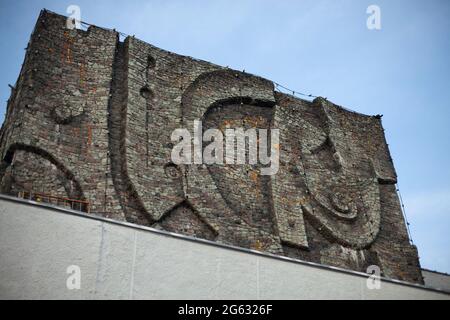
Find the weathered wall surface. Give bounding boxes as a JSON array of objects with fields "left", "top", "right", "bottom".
[
  {"left": 0, "top": 10, "right": 423, "bottom": 284},
  {"left": 0, "top": 10, "right": 122, "bottom": 219},
  {"left": 0, "top": 196, "right": 448, "bottom": 300},
  {"left": 422, "top": 270, "right": 450, "bottom": 292}
]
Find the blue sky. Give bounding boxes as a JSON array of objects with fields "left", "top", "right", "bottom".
[{"left": 0, "top": 0, "right": 449, "bottom": 273}]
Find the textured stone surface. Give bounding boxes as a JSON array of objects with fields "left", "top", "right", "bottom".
[{"left": 0, "top": 10, "right": 423, "bottom": 283}]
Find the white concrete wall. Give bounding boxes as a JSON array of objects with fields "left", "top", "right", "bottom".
[
  {"left": 0, "top": 196, "right": 449, "bottom": 300},
  {"left": 422, "top": 270, "right": 450, "bottom": 292}
]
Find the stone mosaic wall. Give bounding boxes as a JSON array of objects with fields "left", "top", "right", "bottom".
[{"left": 0, "top": 10, "right": 423, "bottom": 283}]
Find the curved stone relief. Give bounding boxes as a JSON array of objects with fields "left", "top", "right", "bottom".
[
  {"left": 180, "top": 70, "right": 383, "bottom": 250},
  {"left": 180, "top": 69, "right": 283, "bottom": 250},
  {"left": 203, "top": 102, "right": 274, "bottom": 233},
  {"left": 0, "top": 143, "right": 85, "bottom": 202},
  {"left": 274, "top": 95, "right": 382, "bottom": 249}
]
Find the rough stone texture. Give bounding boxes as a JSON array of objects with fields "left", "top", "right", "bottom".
[{"left": 0, "top": 10, "right": 423, "bottom": 283}]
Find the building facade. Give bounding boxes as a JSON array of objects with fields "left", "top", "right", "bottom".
[{"left": 0, "top": 10, "right": 423, "bottom": 283}]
